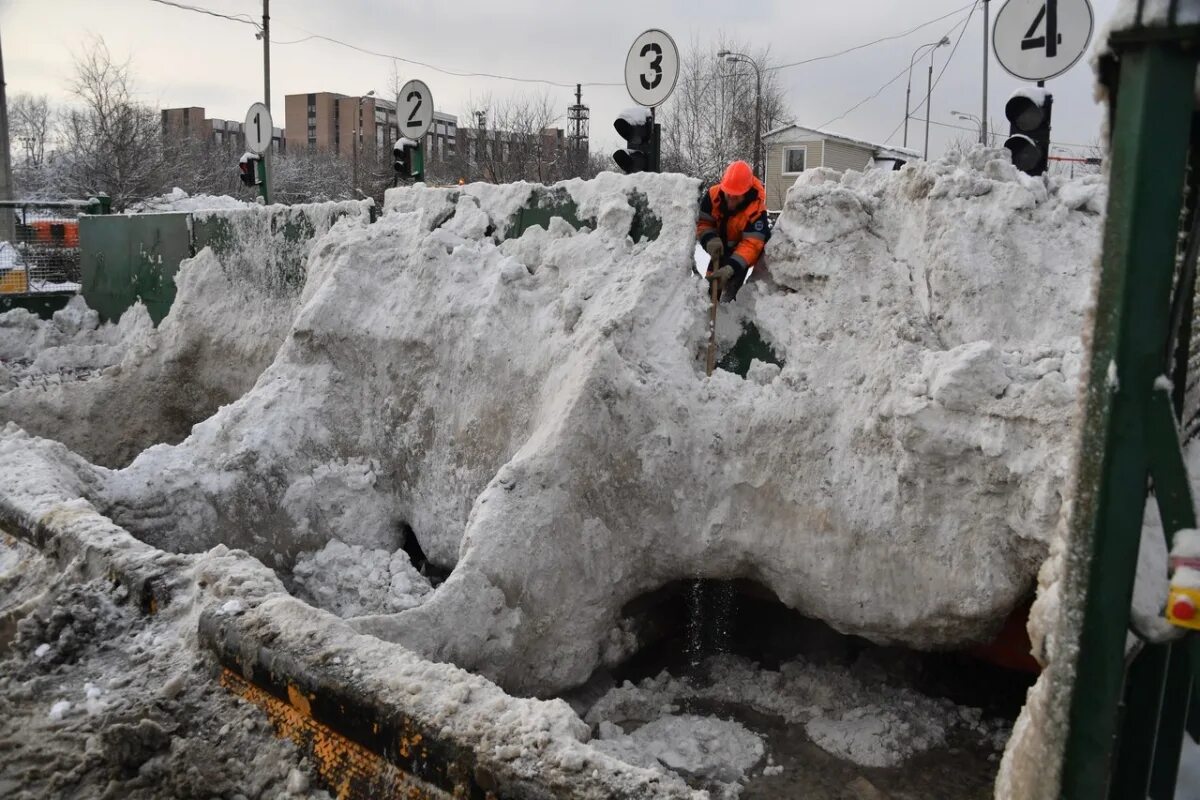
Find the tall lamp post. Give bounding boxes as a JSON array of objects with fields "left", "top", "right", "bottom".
[
  {"left": 718, "top": 49, "right": 763, "bottom": 180},
  {"left": 951, "top": 110, "right": 985, "bottom": 145},
  {"left": 352, "top": 90, "right": 375, "bottom": 197},
  {"left": 904, "top": 36, "right": 949, "bottom": 150}
]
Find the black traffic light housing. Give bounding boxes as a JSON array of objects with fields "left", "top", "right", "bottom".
[
  {"left": 238, "top": 152, "right": 261, "bottom": 187},
  {"left": 1004, "top": 90, "right": 1053, "bottom": 177},
  {"left": 613, "top": 108, "right": 660, "bottom": 174},
  {"left": 393, "top": 137, "right": 424, "bottom": 184}
]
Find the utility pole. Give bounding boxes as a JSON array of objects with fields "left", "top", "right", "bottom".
[
  {"left": 0, "top": 29, "right": 14, "bottom": 243},
  {"left": 924, "top": 58, "right": 933, "bottom": 160},
  {"left": 261, "top": 0, "right": 272, "bottom": 204},
  {"left": 982, "top": 0, "right": 990, "bottom": 145}
]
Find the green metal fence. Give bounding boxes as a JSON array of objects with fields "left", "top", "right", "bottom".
[
  {"left": 77, "top": 202, "right": 374, "bottom": 325},
  {"left": 1058, "top": 13, "right": 1200, "bottom": 799}
]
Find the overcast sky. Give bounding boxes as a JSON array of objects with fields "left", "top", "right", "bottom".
[{"left": 2, "top": 0, "right": 1116, "bottom": 161}]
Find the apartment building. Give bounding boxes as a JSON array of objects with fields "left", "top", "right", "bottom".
[
  {"left": 161, "top": 107, "right": 284, "bottom": 152},
  {"left": 284, "top": 92, "right": 458, "bottom": 161}
]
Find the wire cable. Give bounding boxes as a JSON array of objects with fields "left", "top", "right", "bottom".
[
  {"left": 768, "top": 2, "right": 976, "bottom": 72},
  {"left": 882, "top": 0, "right": 979, "bottom": 144},
  {"left": 818, "top": 3, "right": 976, "bottom": 132},
  {"left": 271, "top": 32, "right": 624, "bottom": 88},
  {"left": 145, "top": 0, "right": 259, "bottom": 27}
]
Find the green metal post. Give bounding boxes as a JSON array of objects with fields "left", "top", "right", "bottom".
[
  {"left": 1112, "top": 643, "right": 1170, "bottom": 797},
  {"left": 1122, "top": 389, "right": 1200, "bottom": 799},
  {"left": 1058, "top": 43, "right": 1197, "bottom": 799},
  {"left": 1148, "top": 644, "right": 1192, "bottom": 798},
  {"left": 257, "top": 158, "right": 270, "bottom": 205},
  {"left": 412, "top": 143, "right": 425, "bottom": 183}
]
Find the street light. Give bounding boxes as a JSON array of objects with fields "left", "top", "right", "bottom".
[
  {"left": 904, "top": 36, "right": 949, "bottom": 150},
  {"left": 951, "top": 109, "right": 985, "bottom": 145},
  {"left": 352, "top": 89, "right": 375, "bottom": 196},
  {"left": 717, "top": 49, "right": 763, "bottom": 180}
]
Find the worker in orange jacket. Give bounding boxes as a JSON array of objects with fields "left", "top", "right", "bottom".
[{"left": 697, "top": 160, "right": 770, "bottom": 301}]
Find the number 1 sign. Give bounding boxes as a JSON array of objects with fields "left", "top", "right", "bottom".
[
  {"left": 244, "top": 102, "right": 273, "bottom": 155},
  {"left": 993, "top": 0, "right": 1094, "bottom": 82},
  {"left": 624, "top": 29, "right": 680, "bottom": 108}
]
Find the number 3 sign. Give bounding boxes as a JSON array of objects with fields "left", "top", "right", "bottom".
[
  {"left": 993, "top": 0, "right": 1094, "bottom": 82},
  {"left": 624, "top": 29, "right": 680, "bottom": 108}
]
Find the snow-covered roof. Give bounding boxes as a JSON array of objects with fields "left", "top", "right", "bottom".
[{"left": 764, "top": 124, "right": 920, "bottom": 160}]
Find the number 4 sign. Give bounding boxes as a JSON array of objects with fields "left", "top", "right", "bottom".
[{"left": 993, "top": 0, "right": 1094, "bottom": 82}]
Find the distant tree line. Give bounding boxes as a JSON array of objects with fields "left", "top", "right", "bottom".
[{"left": 9, "top": 36, "right": 793, "bottom": 210}]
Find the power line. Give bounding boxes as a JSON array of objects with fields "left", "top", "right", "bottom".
[
  {"left": 144, "top": 0, "right": 620, "bottom": 88},
  {"left": 817, "top": 5, "right": 975, "bottom": 131},
  {"left": 926, "top": 117, "right": 1096, "bottom": 149},
  {"left": 270, "top": 32, "right": 623, "bottom": 88},
  {"left": 884, "top": 0, "right": 978, "bottom": 144},
  {"left": 768, "top": 2, "right": 976, "bottom": 72},
  {"left": 145, "top": 0, "right": 259, "bottom": 27}
]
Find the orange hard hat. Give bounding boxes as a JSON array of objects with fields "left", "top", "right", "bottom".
[{"left": 720, "top": 160, "right": 754, "bottom": 195}]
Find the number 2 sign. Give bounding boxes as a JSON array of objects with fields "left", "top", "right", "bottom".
[
  {"left": 624, "top": 30, "right": 679, "bottom": 108},
  {"left": 398, "top": 79, "right": 435, "bottom": 140},
  {"left": 993, "top": 0, "right": 1094, "bottom": 82}
]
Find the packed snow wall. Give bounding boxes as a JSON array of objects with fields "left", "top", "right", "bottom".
[
  {"left": 0, "top": 155, "right": 1103, "bottom": 698},
  {"left": 0, "top": 201, "right": 372, "bottom": 467}
]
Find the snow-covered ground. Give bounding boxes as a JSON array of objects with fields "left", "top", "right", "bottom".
[
  {"left": 0, "top": 533, "right": 331, "bottom": 800},
  {"left": 0, "top": 151, "right": 1111, "bottom": 797}
]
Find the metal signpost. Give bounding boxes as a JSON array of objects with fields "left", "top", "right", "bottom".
[{"left": 244, "top": 102, "right": 273, "bottom": 203}]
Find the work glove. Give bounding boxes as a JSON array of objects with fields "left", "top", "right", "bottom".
[
  {"left": 704, "top": 238, "right": 724, "bottom": 261},
  {"left": 708, "top": 263, "right": 735, "bottom": 283},
  {"left": 721, "top": 259, "right": 750, "bottom": 302}
]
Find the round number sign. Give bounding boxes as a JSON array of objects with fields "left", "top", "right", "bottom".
[
  {"left": 398, "top": 79, "right": 435, "bottom": 139},
  {"left": 244, "top": 102, "right": 273, "bottom": 155},
  {"left": 993, "top": 0, "right": 1094, "bottom": 82},
  {"left": 624, "top": 29, "right": 680, "bottom": 108}
]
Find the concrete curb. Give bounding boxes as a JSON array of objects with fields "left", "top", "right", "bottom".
[{"left": 0, "top": 478, "right": 700, "bottom": 800}]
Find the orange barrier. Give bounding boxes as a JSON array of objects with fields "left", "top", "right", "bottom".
[{"left": 25, "top": 220, "right": 80, "bottom": 247}]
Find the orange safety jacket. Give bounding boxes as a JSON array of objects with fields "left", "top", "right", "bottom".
[{"left": 696, "top": 178, "right": 770, "bottom": 273}]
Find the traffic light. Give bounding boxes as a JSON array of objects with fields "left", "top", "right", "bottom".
[
  {"left": 1004, "top": 89, "right": 1053, "bottom": 177},
  {"left": 394, "top": 138, "right": 412, "bottom": 177},
  {"left": 613, "top": 108, "right": 660, "bottom": 174},
  {"left": 393, "top": 137, "right": 423, "bottom": 183},
  {"left": 238, "top": 153, "right": 261, "bottom": 187}
]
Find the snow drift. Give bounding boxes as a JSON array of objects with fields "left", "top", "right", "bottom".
[
  {"left": 0, "top": 154, "right": 1101, "bottom": 697},
  {"left": 0, "top": 200, "right": 372, "bottom": 467}
]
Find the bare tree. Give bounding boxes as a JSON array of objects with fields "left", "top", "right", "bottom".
[
  {"left": 9, "top": 94, "right": 52, "bottom": 167},
  {"left": 658, "top": 36, "right": 794, "bottom": 185},
  {"left": 271, "top": 147, "right": 355, "bottom": 204},
  {"left": 57, "top": 38, "right": 167, "bottom": 209},
  {"left": 456, "top": 91, "right": 597, "bottom": 185}
]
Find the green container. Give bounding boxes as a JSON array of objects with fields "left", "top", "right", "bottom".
[{"left": 79, "top": 213, "right": 191, "bottom": 324}]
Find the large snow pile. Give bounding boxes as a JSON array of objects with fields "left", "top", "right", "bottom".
[
  {"left": 0, "top": 200, "right": 372, "bottom": 467},
  {"left": 2, "top": 153, "right": 1101, "bottom": 698},
  {"left": 0, "top": 296, "right": 153, "bottom": 389},
  {"left": 127, "top": 187, "right": 251, "bottom": 214}
]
